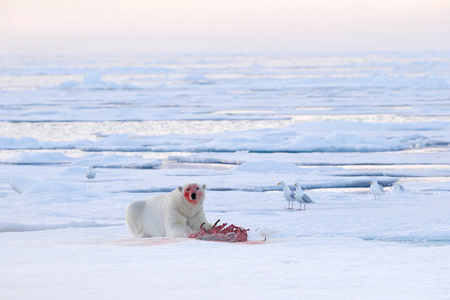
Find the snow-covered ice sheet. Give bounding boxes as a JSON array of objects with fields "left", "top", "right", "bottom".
[{"left": 0, "top": 53, "right": 449, "bottom": 299}]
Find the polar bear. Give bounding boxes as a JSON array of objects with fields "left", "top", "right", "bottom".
[{"left": 125, "top": 183, "right": 213, "bottom": 238}]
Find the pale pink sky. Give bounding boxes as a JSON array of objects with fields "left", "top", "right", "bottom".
[{"left": 1, "top": 0, "right": 449, "bottom": 55}]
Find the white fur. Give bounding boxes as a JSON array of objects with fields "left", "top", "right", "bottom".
[{"left": 125, "top": 183, "right": 212, "bottom": 238}]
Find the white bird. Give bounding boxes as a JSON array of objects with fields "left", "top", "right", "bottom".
[
  {"left": 369, "top": 178, "right": 384, "bottom": 199},
  {"left": 294, "top": 183, "right": 314, "bottom": 210},
  {"left": 277, "top": 181, "right": 295, "bottom": 209},
  {"left": 392, "top": 184, "right": 405, "bottom": 193},
  {"left": 255, "top": 227, "right": 279, "bottom": 241},
  {"left": 86, "top": 166, "right": 96, "bottom": 181}
]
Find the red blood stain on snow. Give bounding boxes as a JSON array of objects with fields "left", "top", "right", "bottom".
[
  {"left": 244, "top": 240, "right": 265, "bottom": 245},
  {"left": 56, "top": 237, "right": 263, "bottom": 247},
  {"left": 58, "top": 238, "right": 181, "bottom": 247},
  {"left": 117, "top": 238, "right": 181, "bottom": 247}
]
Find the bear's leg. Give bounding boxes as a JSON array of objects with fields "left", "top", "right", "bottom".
[
  {"left": 188, "top": 210, "right": 213, "bottom": 231},
  {"left": 126, "top": 200, "right": 147, "bottom": 238},
  {"left": 167, "top": 223, "right": 194, "bottom": 237},
  {"left": 165, "top": 211, "right": 195, "bottom": 237}
]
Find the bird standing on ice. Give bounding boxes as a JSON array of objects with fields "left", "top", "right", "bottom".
[
  {"left": 255, "top": 227, "right": 279, "bottom": 241},
  {"left": 277, "top": 181, "right": 295, "bottom": 209},
  {"left": 392, "top": 184, "right": 405, "bottom": 193},
  {"left": 369, "top": 178, "right": 384, "bottom": 199},
  {"left": 86, "top": 166, "right": 96, "bottom": 181},
  {"left": 294, "top": 183, "right": 314, "bottom": 210}
]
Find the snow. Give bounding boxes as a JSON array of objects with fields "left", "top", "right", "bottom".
[
  {"left": 0, "top": 53, "right": 449, "bottom": 299},
  {"left": 0, "top": 221, "right": 117, "bottom": 233},
  {"left": 230, "top": 160, "right": 304, "bottom": 173},
  {"left": 1, "top": 152, "right": 161, "bottom": 169}
]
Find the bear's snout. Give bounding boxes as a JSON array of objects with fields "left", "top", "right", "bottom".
[{"left": 182, "top": 183, "right": 204, "bottom": 205}]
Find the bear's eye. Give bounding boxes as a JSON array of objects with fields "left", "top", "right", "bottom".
[
  {"left": 187, "top": 188, "right": 190, "bottom": 191},
  {"left": 196, "top": 187, "right": 199, "bottom": 190}
]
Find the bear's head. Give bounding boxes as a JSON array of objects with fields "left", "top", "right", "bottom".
[{"left": 178, "top": 183, "right": 206, "bottom": 205}]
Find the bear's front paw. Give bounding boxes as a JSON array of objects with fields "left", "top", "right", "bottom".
[{"left": 167, "top": 226, "right": 194, "bottom": 238}]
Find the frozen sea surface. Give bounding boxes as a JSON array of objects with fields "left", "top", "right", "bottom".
[{"left": 0, "top": 53, "right": 449, "bottom": 299}]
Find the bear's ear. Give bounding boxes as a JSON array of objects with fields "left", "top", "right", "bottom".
[
  {"left": 178, "top": 186, "right": 183, "bottom": 192},
  {"left": 202, "top": 184, "right": 206, "bottom": 190}
]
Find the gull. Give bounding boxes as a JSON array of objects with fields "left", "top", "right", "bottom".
[
  {"left": 294, "top": 183, "right": 314, "bottom": 210},
  {"left": 86, "top": 166, "right": 96, "bottom": 181},
  {"left": 369, "top": 178, "right": 384, "bottom": 199},
  {"left": 277, "top": 181, "right": 295, "bottom": 209},
  {"left": 255, "top": 227, "right": 279, "bottom": 241},
  {"left": 392, "top": 184, "right": 405, "bottom": 193}
]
